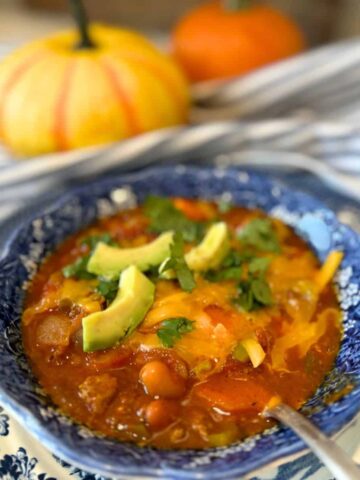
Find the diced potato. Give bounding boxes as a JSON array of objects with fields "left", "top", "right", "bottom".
[{"left": 36, "top": 315, "right": 72, "bottom": 347}]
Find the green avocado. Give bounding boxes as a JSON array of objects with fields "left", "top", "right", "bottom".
[
  {"left": 87, "top": 231, "right": 174, "bottom": 279},
  {"left": 160, "top": 222, "right": 230, "bottom": 278},
  {"left": 185, "top": 222, "right": 230, "bottom": 271},
  {"left": 82, "top": 265, "right": 155, "bottom": 352}
]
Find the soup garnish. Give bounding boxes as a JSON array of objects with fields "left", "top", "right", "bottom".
[{"left": 22, "top": 197, "right": 343, "bottom": 449}]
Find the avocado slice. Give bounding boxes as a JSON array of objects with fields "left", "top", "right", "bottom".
[
  {"left": 87, "top": 231, "right": 174, "bottom": 279},
  {"left": 82, "top": 265, "right": 155, "bottom": 352},
  {"left": 185, "top": 222, "right": 230, "bottom": 271},
  {"left": 160, "top": 222, "right": 230, "bottom": 278}
]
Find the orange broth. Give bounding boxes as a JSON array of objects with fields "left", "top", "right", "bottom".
[{"left": 22, "top": 198, "right": 342, "bottom": 449}]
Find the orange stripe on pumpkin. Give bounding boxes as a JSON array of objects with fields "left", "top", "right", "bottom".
[
  {"left": 126, "top": 56, "right": 188, "bottom": 121},
  {"left": 0, "top": 51, "right": 45, "bottom": 138},
  {"left": 53, "top": 61, "right": 77, "bottom": 151},
  {"left": 99, "top": 58, "right": 142, "bottom": 136}
]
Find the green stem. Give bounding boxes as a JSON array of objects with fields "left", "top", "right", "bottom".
[
  {"left": 69, "top": 0, "right": 95, "bottom": 49},
  {"left": 222, "top": 0, "right": 251, "bottom": 11}
]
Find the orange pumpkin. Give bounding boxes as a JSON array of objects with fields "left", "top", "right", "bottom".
[
  {"left": 0, "top": 24, "right": 189, "bottom": 156},
  {"left": 172, "top": 0, "right": 306, "bottom": 83}
]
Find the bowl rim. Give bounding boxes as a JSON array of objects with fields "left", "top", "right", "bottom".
[{"left": 0, "top": 164, "right": 360, "bottom": 480}]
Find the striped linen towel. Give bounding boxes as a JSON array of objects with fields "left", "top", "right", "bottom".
[{"left": 1, "top": 38, "right": 360, "bottom": 225}]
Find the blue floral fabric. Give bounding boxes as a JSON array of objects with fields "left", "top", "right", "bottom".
[
  {"left": 0, "top": 408, "right": 9, "bottom": 437},
  {"left": 55, "top": 457, "right": 108, "bottom": 480},
  {"left": 0, "top": 447, "right": 56, "bottom": 480}
]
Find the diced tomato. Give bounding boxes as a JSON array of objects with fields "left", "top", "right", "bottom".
[
  {"left": 194, "top": 375, "right": 271, "bottom": 413},
  {"left": 101, "top": 210, "right": 149, "bottom": 240},
  {"left": 204, "top": 304, "right": 236, "bottom": 332},
  {"left": 173, "top": 198, "right": 216, "bottom": 221}
]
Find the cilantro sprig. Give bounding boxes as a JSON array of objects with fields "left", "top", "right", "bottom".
[
  {"left": 205, "top": 251, "right": 241, "bottom": 282},
  {"left": 96, "top": 278, "right": 119, "bottom": 306},
  {"left": 80, "top": 233, "right": 116, "bottom": 250},
  {"left": 161, "top": 232, "right": 196, "bottom": 292},
  {"left": 233, "top": 256, "right": 273, "bottom": 312},
  {"left": 234, "top": 276, "right": 272, "bottom": 312},
  {"left": 144, "top": 196, "right": 205, "bottom": 243},
  {"left": 205, "top": 266, "right": 242, "bottom": 282},
  {"left": 238, "top": 218, "right": 280, "bottom": 253},
  {"left": 204, "top": 246, "right": 273, "bottom": 312},
  {"left": 205, "top": 251, "right": 270, "bottom": 283},
  {"left": 62, "top": 256, "right": 94, "bottom": 280},
  {"left": 248, "top": 257, "right": 271, "bottom": 275},
  {"left": 156, "top": 317, "right": 195, "bottom": 348}
]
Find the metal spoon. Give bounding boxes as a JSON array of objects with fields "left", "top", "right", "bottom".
[{"left": 264, "top": 403, "right": 360, "bottom": 480}]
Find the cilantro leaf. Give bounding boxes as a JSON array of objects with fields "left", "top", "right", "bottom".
[
  {"left": 222, "top": 250, "right": 254, "bottom": 268},
  {"left": 62, "top": 255, "right": 95, "bottom": 280},
  {"left": 162, "top": 232, "right": 196, "bottom": 292},
  {"left": 205, "top": 250, "right": 269, "bottom": 283},
  {"left": 205, "top": 266, "right": 242, "bottom": 282},
  {"left": 248, "top": 257, "right": 271, "bottom": 275},
  {"left": 238, "top": 219, "right": 280, "bottom": 253},
  {"left": 96, "top": 278, "right": 119, "bottom": 306},
  {"left": 156, "top": 317, "right": 195, "bottom": 348},
  {"left": 144, "top": 196, "right": 205, "bottom": 243},
  {"left": 251, "top": 277, "right": 272, "bottom": 305},
  {"left": 81, "top": 233, "right": 116, "bottom": 250},
  {"left": 234, "top": 280, "right": 255, "bottom": 311},
  {"left": 234, "top": 276, "right": 273, "bottom": 312}
]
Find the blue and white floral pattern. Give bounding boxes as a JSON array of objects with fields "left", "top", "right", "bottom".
[
  {"left": 0, "top": 447, "right": 56, "bottom": 480},
  {"left": 0, "top": 166, "right": 359, "bottom": 480},
  {"left": 251, "top": 452, "right": 323, "bottom": 480},
  {"left": 55, "top": 457, "right": 108, "bottom": 480},
  {"left": 0, "top": 408, "right": 9, "bottom": 437}
]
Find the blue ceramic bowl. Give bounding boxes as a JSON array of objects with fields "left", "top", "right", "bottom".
[{"left": 0, "top": 165, "right": 360, "bottom": 480}]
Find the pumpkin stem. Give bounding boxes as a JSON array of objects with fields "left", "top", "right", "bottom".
[
  {"left": 69, "top": 0, "right": 95, "bottom": 49},
  {"left": 222, "top": 0, "right": 251, "bottom": 11}
]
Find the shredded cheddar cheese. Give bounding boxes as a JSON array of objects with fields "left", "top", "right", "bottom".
[{"left": 316, "top": 251, "right": 343, "bottom": 293}]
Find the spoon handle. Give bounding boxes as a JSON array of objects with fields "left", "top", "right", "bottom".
[{"left": 265, "top": 404, "right": 360, "bottom": 480}]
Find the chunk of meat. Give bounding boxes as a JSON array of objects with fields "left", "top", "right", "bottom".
[
  {"left": 78, "top": 374, "right": 118, "bottom": 414},
  {"left": 194, "top": 375, "right": 271, "bottom": 413}
]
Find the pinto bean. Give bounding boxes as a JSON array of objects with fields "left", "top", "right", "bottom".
[
  {"left": 145, "top": 399, "right": 180, "bottom": 430},
  {"left": 139, "top": 360, "right": 186, "bottom": 398}
]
